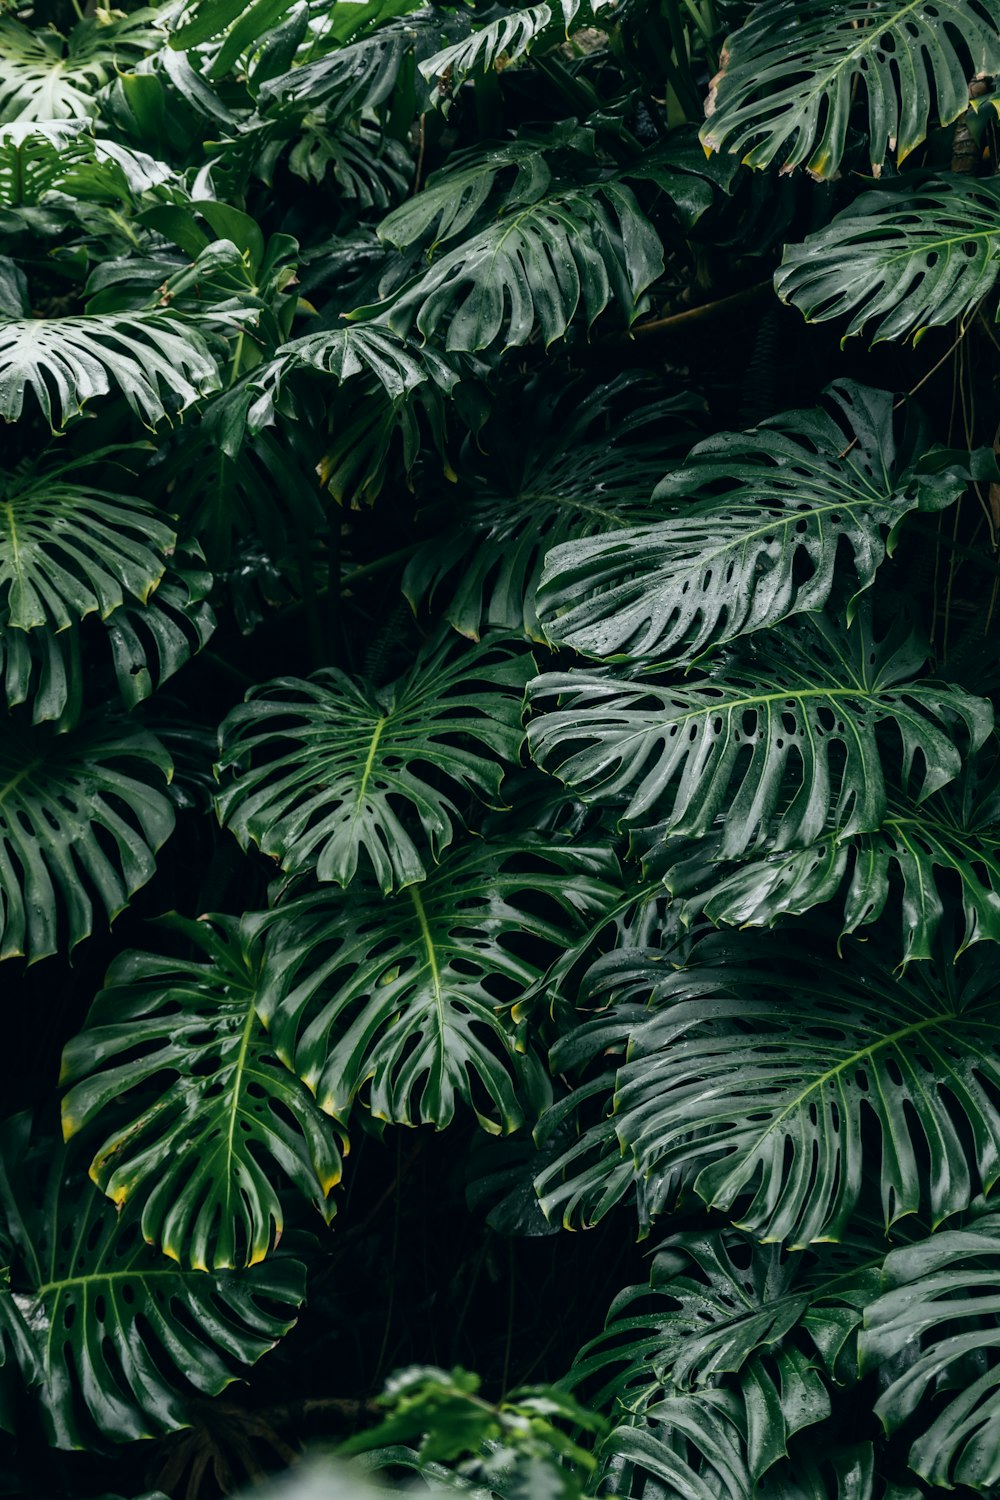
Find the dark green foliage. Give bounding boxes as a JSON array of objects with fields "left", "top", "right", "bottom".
[{"left": 3, "top": 0, "right": 1000, "bottom": 1497}]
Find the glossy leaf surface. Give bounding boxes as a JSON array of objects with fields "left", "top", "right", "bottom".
[
  {"left": 61, "top": 915, "right": 344, "bottom": 1271},
  {"left": 777, "top": 179, "right": 1000, "bottom": 344},
  {"left": 537, "top": 382, "right": 961, "bottom": 662},
  {"left": 702, "top": 0, "right": 1000, "bottom": 178},
  {"left": 0, "top": 1119, "right": 306, "bottom": 1449},
  {"left": 253, "top": 837, "right": 620, "bottom": 1132},
  {"left": 216, "top": 634, "right": 532, "bottom": 892},
  {"left": 0, "top": 717, "right": 174, "bottom": 962},
  {"left": 528, "top": 614, "right": 992, "bottom": 856}
]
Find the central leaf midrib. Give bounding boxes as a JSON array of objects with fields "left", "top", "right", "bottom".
[
  {"left": 697, "top": 1009, "right": 960, "bottom": 1162},
  {"left": 408, "top": 884, "right": 445, "bottom": 1081}
]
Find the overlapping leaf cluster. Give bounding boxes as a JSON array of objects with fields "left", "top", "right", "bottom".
[{"left": 3, "top": 0, "right": 1000, "bottom": 1495}]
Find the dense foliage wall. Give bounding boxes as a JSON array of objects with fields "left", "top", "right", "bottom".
[{"left": 4, "top": 0, "right": 1000, "bottom": 1495}]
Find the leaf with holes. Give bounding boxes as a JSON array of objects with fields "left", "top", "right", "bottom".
[
  {"left": 776, "top": 178, "right": 1000, "bottom": 346},
  {"left": 0, "top": 11, "right": 159, "bottom": 124},
  {"left": 60, "top": 915, "right": 344, "bottom": 1271},
  {"left": 537, "top": 381, "right": 962, "bottom": 662},
  {"left": 0, "top": 716, "right": 174, "bottom": 962},
  {"left": 701, "top": 0, "right": 1000, "bottom": 178},
  {"left": 0, "top": 1117, "right": 305, "bottom": 1449},
  {"left": 216, "top": 633, "right": 532, "bottom": 893},
  {"left": 250, "top": 836, "right": 620, "bottom": 1133},
  {"left": 527, "top": 612, "right": 992, "bottom": 857},
  {"left": 539, "top": 933, "right": 1000, "bottom": 1244}
]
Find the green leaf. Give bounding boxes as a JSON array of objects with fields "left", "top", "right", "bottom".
[
  {"left": 60, "top": 914, "right": 345, "bottom": 1271},
  {"left": 668, "top": 752, "right": 1000, "bottom": 964},
  {"left": 0, "top": 715, "right": 174, "bottom": 962},
  {"left": 0, "top": 12, "right": 159, "bottom": 124},
  {"left": 103, "top": 545, "right": 216, "bottom": 711},
  {"left": 0, "top": 1117, "right": 305, "bottom": 1449},
  {"left": 567, "top": 1232, "right": 874, "bottom": 1481},
  {"left": 278, "top": 323, "right": 457, "bottom": 397},
  {"left": 0, "top": 457, "right": 175, "bottom": 632},
  {"left": 0, "top": 310, "right": 221, "bottom": 429},
  {"left": 216, "top": 633, "right": 532, "bottom": 893},
  {"left": 861, "top": 1213, "right": 1000, "bottom": 1489},
  {"left": 251, "top": 836, "right": 620, "bottom": 1132},
  {"left": 255, "top": 11, "right": 445, "bottom": 119},
  {"left": 375, "top": 131, "right": 574, "bottom": 252},
  {"left": 541, "top": 934, "right": 1000, "bottom": 1243},
  {"left": 776, "top": 178, "right": 1000, "bottom": 346},
  {"left": 417, "top": 2, "right": 602, "bottom": 99},
  {"left": 0, "top": 120, "right": 157, "bottom": 208},
  {"left": 537, "top": 381, "right": 961, "bottom": 662},
  {"left": 527, "top": 612, "right": 992, "bottom": 858},
  {"left": 599, "top": 1393, "right": 751, "bottom": 1500},
  {"left": 701, "top": 0, "right": 1000, "bottom": 178},
  {"left": 355, "top": 180, "right": 664, "bottom": 352},
  {"left": 405, "top": 379, "right": 697, "bottom": 641}
]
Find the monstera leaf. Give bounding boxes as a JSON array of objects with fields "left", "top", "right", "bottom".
[
  {"left": 278, "top": 324, "right": 457, "bottom": 397},
  {"left": 861, "top": 1214, "right": 1000, "bottom": 1489},
  {"left": 216, "top": 633, "right": 532, "bottom": 892},
  {"left": 599, "top": 1395, "right": 751, "bottom": 1500},
  {"left": 251, "top": 836, "right": 620, "bottom": 1132},
  {"left": 537, "top": 382, "right": 961, "bottom": 662},
  {"left": 0, "top": 310, "right": 221, "bottom": 428},
  {"left": 527, "top": 613, "right": 992, "bottom": 858},
  {"left": 666, "top": 752, "right": 1000, "bottom": 965},
  {"left": 538, "top": 934, "right": 1000, "bottom": 1244},
  {"left": 701, "top": 0, "right": 1000, "bottom": 178},
  {"left": 776, "top": 178, "right": 1000, "bottom": 346},
  {"left": 404, "top": 379, "right": 698, "bottom": 640},
  {"left": 418, "top": 0, "right": 603, "bottom": 97},
  {"left": 375, "top": 131, "right": 580, "bottom": 251},
  {"left": 0, "top": 458, "right": 174, "bottom": 632},
  {"left": 0, "top": 716, "right": 174, "bottom": 962},
  {"left": 569, "top": 1232, "right": 874, "bottom": 1481},
  {"left": 0, "top": 549, "right": 215, "bottom": 723},
  {"left": 357, "top": 180, "right": 664, "bottom": 352},
  {"left": 0, "top": 1117, "right": 305, "bottom": 1449},
  {"left": 0, "top": 12, "right": 158, "bottom": 123},
  {"left": 256, "top": 11, "right": 449, "bottom": 118},
  {"left": 60, "top": 915, "right": 344, "bottom": 1271}
]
